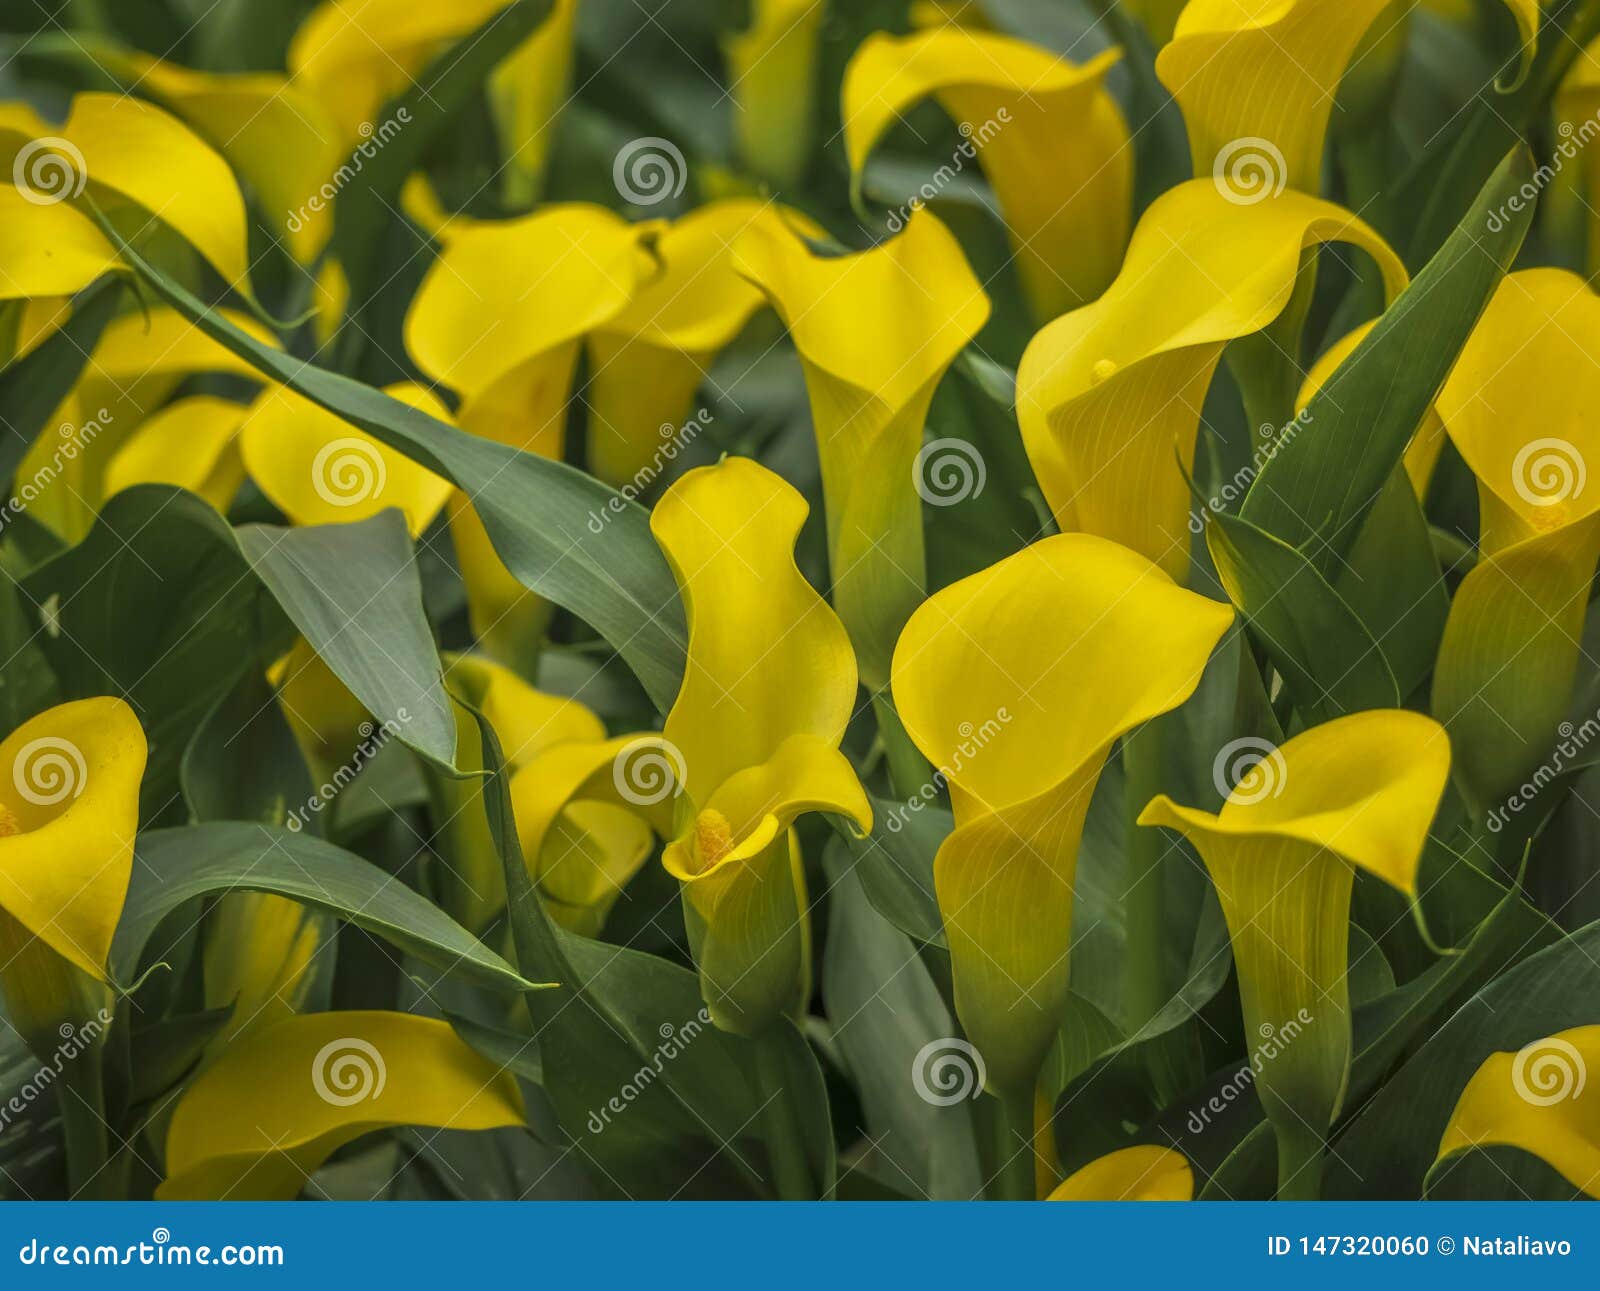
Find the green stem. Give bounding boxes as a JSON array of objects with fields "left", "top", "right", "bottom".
[
  {"left": 752, "top": 1027, "right": 815, "bottom": 1201},
  {"left": 982, "top": 1089, "right": 1036, "bottom": 1201},
  {"left": 872, "top": 691, "right": 932, "bottom": 802},
  {"left": 57, "top": 1045, "right": 110, "bottom": 1200},
  {"left": 1123, "top": 722, "right": 1167, "bottom": 1034},
  {"left": 1275, "top": 1128, "right": 1326, "bottom": 1201}
]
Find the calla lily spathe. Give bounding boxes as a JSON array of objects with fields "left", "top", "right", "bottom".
[
  {"left": 1015, "top": 180, "right": 1405, "bottom": 581},
  {"left": 735, "top": 210, "right": 989, "bottom": 688},
  {"left": 158, "top": 1011, "right": 525, "bottom": 1199},
  {"left": 1046, "top": 1145, "right": 1194, "bottom": 1201},
  {"left": 1433, "top": 1027, "right": 1600, "bottom": 1199},
  {"left": 842, "top": 28, "right": 1130, "bottom": 321},
  {"left": 1430, "top": 269, "right": 1600, "bottom": 813},
  {"left": 892, "top": 534, "right": 1235, "bottom": 1100},
  {"left": 651, "top": 457, "right": 870, "bottom": 1036},
  {"left": 1140, "top": 709, "right": 1451, "bottom": 1197},
  {"left": 723, "top": 0, "right": 827, "bottom": 189}
]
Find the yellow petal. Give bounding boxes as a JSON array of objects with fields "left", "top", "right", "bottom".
[
  {"left": 1015, "top": 180, "right": 1405, "bottom": 581},
  {"left": 203, "top": 894, "right": 323, "bottom": 1047},
  {"left": 159, "top": 1011, "right": 524, "bottom": 1199},
  {"left": 843, "top": 30, "right": 1129, "bottom": 319},
  {"left": 654, "top": 457, "right": 860, "bottom": 805},
  {"left": 0, "top": 697, "right": 147, "bottom": 982},
  {"left": 1435, "top": 1027, "right": 1600, "bottom": 1199},
  {"left": 103, "top": 395, "right": 249, "bottom": 513},
  {"left": 487, "top": 0, "right": 581, "bottom": 206},
  {"left": 1046, "top": 1145, "right": 1194, "bottom": 1200},
  {"left": 444, "top": 652, "right": 603, "bottom": 767},
  {"left": 1139, "top": 710, "right": 1450, "bottom": 1192},
  {"left": 735, "top": 210, "right": 990, "bottom": 685},
  {"left": 1157, "top": 0, "right": 1536, "bottom": 194},
  {"left": 723, "top": 0, "right": 828, "bottom": 188},
  {"left": 0, "top": 184, "right": 121, "bottom": 301},
  {"left": 892, "top": 534, "right": 1234, "bottom": 1094},
  {"left": 238, "top": 382, "right": 454, "bottom": 536}
]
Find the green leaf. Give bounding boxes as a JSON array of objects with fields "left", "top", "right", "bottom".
[
  {"left": 112, "top": 822, "right": 546, "bottom": 995},
  {"left": 95, "top": 225, "right": 690, "bottom": 711},
  {"left": 843, "top": 798, "right": 947, "bottom": 948},
  {"left": 1241, "top": 148, "right": 1535, "bottom": 569}
]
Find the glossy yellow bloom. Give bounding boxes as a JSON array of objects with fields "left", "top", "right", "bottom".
[
  {"left": 1015, "top": 180, "right": 1404, "bottom": 581},
  {"left": 0, "top": 184, "right": 120, "bottom": 306},
  {"left": 103, "top": 396, "right": 250, "bottom": 514},
  {"left": 429, "top": 652, "right": 652, "bottom": 937},
  {"left": 0, "top": 92, "right": 252, "bottom": 294},
  {"left": 842, "top": 29, "right": 1130, "bottom": 321},
  {"left": 1431, "top": 270, "right": 1600, "bottom": 813},
  {"left": 723, "top": 0, "right": 827, "bottom": 189},
  {"left": 158, "top": 1011, "right": 525, "bottom": 1199},
  {"left": 407, "top": 203, "right": 649, "bottom": 667},
  {"left": 22, "top": 306, "right": 276, "bottom": 543},
  {"left": 1140, "top": 709, "right": 1451, "bottom": 1196},
  {"left": 893, "top": 535, "right": 1235, "bottom": 1098},
  {"left": 1434, "top": 1027, "right": 1600, "bottom": 1199},
  {"left": 202, "top": 894, "right": 323, "bottom": 1049},
  {"left": 1156, "top": 0, "right": 1537, "bottom": 195},
  {"left": 1046, "top": 1145, "right": 1194, "bottom": 1201},
  {"left": 735, "top": 210, "right": 989, "bottom": 688},
  {"left": 651, "top": 458, "right": 870, "bottom": 1035},
  {"left": 0, "top": 698, "right": 146, "bottom": 985},
  {"left": 586, "top": 200, "right": 816, "bottom": 489}
]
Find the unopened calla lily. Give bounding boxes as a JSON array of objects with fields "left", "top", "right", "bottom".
[
  {"left": 723, "top": 0, "right": 827, "bottom": 189},
  {"left": 1015, "top": 180, "right": 1405, "bottom": 580},
  {"left": 1140, "top": 709, "right": 1451, "bottom": 1198},
  {"left": 843, "top": 29, "right": 1130, "bottom": 321},
  {"left": 735, "top": 209, "right": 989, "bottom": 689},
  {"left": 892, "top": 535, "right": 1234, "bottom": 1108}
]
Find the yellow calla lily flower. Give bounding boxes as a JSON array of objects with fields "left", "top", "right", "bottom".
[
  {"left": 1434, "top": 1027, "right": 1600, "bottom": 1199},
  {"left": 842, "top": 30, "right": 1130, "bottom": 321},
  {"left": 1156, "top": 0, "right": 1538, "bottom": 195},
  {"left": 158, "top": 1011, "right": 525, "bottom": 1200},
  {"left": 0, "top": 184, "right": 121, "bottom": 304},
  {"left": 1015, "top": 180, "right": 1405, "bottom": 581},
  {"left": 203, "top": 894, "right": 323, "bottom": 1049},
  {"left": 892, "top": 534, "right": 1235, "bottom": 1100},
  {"left": 1046, "top": 1145, "right": 1194, "bottom": 1200},
  {"left": 488, "top": 0, "right": 581, "bottom": 206},
  {"left": 734, "top": 209, "right": 989, "bottom": 688},
  {"left": 406, "top": 203, "right": 648, "bottom": 667},
  {"left": 650, "top": 457, "right": 870, "bottom": 1036},
  {"left": 1430, "top": 269, "right": 1600, "bottom": 813},
  {"left": 0, "top": 698, "right": 146, "bottom": 986},
  {"left": 1140, "top": 709, "right": 1451, "bottom": 1198},
  {"left": 0, "top": 92, "right": 252, "bottom": 293},
  {"left": 586, "top": 200, "right": 817, "bottom": 489},
  {"left": 723, "top": 0, "right": 827, "bottom": 189},
  {"left": 239, "top": 383, "right": 454, "bottom": 536},
  {"left": 103, "top": 396, "right": 250, "bottom": 514}
]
